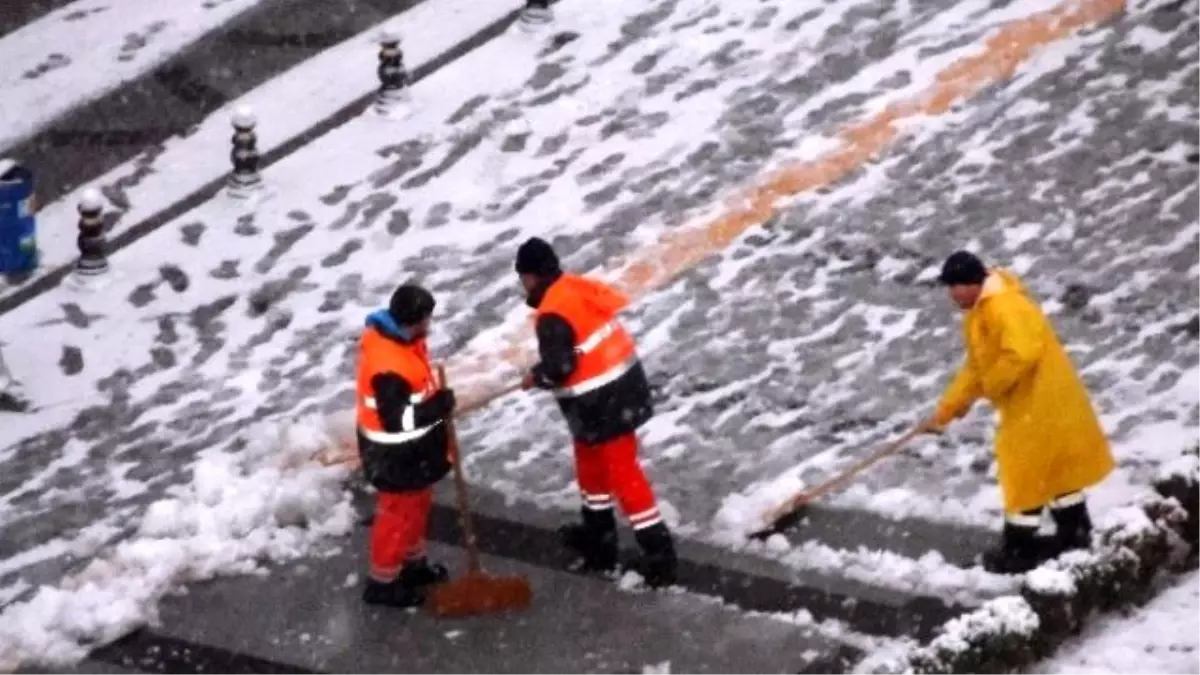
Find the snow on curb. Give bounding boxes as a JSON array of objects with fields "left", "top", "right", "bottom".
[
  {"left": 0, "top": 417, "right": 356, "bottom": 672},
  {"left": 1153, "top": 445, "right": 1199, "bottom": 550},
  {"left": 863, "top": 474, "right": 1199, "bottom": 674}
]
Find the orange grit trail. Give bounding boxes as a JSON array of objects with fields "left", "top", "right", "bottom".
[{"left": 445, "top": 0, "right": 1125, "bottom": 402}]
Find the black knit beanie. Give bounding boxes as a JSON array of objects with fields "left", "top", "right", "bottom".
[
  {"left": 514, "top": 237, "right": 561, "bottom": 277},
  {"left": 938, "top": 251, "right": 988, "bottom": 286},
  {"left": 388, "top": 284, "right": 436, "bottom": 326}
]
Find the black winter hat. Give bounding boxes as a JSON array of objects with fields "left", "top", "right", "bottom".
[
  {"left": 515, "top": 237, "right": 561, "bottom": 277},
  {"left": 388, "top": 284, "right": 436, "bottom": 326},
  {"left": 938, "top": 250, "right": 988, "bottom": 286}
]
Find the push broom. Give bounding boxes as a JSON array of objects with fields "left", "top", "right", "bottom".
[
  {"left": 426, "top": 364, "right": 533, "bottom": 617},
  {"left": 748, "top": 425, "right": 923, "bottom": 540}
]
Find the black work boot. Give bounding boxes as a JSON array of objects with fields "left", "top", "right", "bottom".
[
  {"left": 559, "top": 507, "right": 619, "bottom": 573},
  {"left": 1051, "top": 501, "right": 1094, "bottom": 552},
  {"left": 981, "top": 522, "right": 1047, "bottom": 574},
  {"left": 399, "top": 557, "right": 449, "bottom": 587},
  {"left": 631, "top": 523, "right": 678, "bottom": 588},
  {"left": 362, "top": 577, "right": 426, "bottom": 608}
]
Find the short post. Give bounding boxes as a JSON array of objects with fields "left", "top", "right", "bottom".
[
  {"left": 75, "top": 189, "right": 108, "bottom": 276},
  {"left": 375, "top": 30, "right": 409, "bottom": 113},
  {"left": 228, "top": 106, "right": 262, "bottom": 196},
  {"left": 0, "top": 343, "right": 14, "bottom": 391},
  {"left": 0, "top": 342, "right": 28, "bottom": 412},
  {"left": 520, "top": 0, "right": 553, "bottom": 28}
]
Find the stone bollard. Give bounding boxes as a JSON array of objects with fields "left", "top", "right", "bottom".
[
  {"left": 0, "top": 342, "right": 28, "bottom": 412},
  {"left": 375, "top": 30, "right": 409, "bottom": 113},
  {"left": 519, "top": 0, "right": 553, "bottom": 28},
  {"left": 228, "top": 106, "right": 263, "bottom": 196},
  {"left": 75, "top": 189, "right": 108, "bottom": 276}
]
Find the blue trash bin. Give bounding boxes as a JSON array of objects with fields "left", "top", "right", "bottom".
[{"left": 0, "top": 158, "right": 38, "bottom": 275}]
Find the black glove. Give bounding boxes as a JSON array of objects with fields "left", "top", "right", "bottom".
[{"left": 429, "top": 388, "right": 456, "bottom": 418}]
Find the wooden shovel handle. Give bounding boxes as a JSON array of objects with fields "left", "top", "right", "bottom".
[{"left": 766, "top": 427, "right": 922, "bottom": 524}]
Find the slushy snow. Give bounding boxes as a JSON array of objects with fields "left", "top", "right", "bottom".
[{"left": 0, "top": 417, "right": 355, "bottom": 671}]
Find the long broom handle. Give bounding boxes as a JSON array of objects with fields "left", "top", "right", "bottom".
[
  {"left": 438, "top": 364, "right": 484, "bottom": 575},
  {"left": 315, "top": 380, "right": 523, "bottom": 467},
  {"left": 455, "top": 381, "right": 522, "bottom": 417},
  {"left": 765, "top": 427, "right": 922, "bottom": 524}
]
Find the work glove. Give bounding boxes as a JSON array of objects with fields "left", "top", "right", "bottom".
[{"left": 428, "top": 388, "right": 457, "bottom": 419}]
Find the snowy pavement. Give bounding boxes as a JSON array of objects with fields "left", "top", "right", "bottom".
[{"left": 0, "top": 0, "right": 1196, "bottom": 670}]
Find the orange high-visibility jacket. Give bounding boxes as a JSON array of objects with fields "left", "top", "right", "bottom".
[
  {"left": 355, "top": 323, "right": 449, "bottom": 491},
  {"left": 532, "top": 274, "right": 654, "bottom": 444},
  {"left": 357, "top": 328, "right": 438, "bottom": 441},
  {"left": 535, "top": 274, "right": 638, "bottom": 400}
]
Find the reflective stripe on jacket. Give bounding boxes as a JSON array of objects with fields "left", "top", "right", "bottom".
[{"left": 359, "top": 390, "right": 441, "bottom": 444}]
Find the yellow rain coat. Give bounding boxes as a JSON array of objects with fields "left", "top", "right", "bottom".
[{"left": 934, "top": 268, "right": 1115, "bottom": 514}]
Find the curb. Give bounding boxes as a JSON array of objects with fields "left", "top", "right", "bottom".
[
  {"left": 351, "top": 478, "right": 972, "bottom": 642},
  {"left": 875, "top": 447, "right": 1199, "bottom": 674}
]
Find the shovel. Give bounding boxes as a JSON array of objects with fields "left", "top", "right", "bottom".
[
  {"left": 748, "top": 426, "right": 922, "bottom": 540},
  {"left": 427, "top": 364, "right": 533, "bottom": 617}
]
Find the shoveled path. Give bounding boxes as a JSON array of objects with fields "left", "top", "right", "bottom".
[{"left": 27, "top": 480, "right": 997, "bottom": 674}]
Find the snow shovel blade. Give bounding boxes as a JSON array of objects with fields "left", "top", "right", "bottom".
[
  {"left": 747, "top": 501, "right": 809, "bottom": 541},
  {"left": 427, "top": 572, "right": 532, "bottom": 618},
  {"left": 748, "top": 427, "right": 922, "bottom": 541}
]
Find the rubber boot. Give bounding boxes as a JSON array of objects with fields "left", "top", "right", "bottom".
[
  {"left": 631, "top": 523, "right": 678, "bottom": 588},
  {"left": 558, "top": 507, "right": 618, "bottom": 573},
  {"left": 362, "top": 577, "right": 426, "bottom": 608},
  {"left": 399, "top": 557, "right": 449, "bottom": 587},
  {"left": 1051, "top": 501, "right": 1094, "bottom": 552},
  {"left": 981, "top": 523, "right": 1046, "bottom": 574}
]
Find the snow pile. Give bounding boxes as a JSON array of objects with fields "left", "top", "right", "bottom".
[
  {"left": 906, "top": 596, "right": 1041, "bottom": 673},
  {"left": 1158, "top": 448, "right": 1200, "bottom": 486},
  {"left": 772, "top": 541, "right": 1020, "bottom": 606},
  {"left": 708, "top": 482, "right": 1021, "bottom": 608},
  {"left": 642, "top": 660, "right": 671, "bottom": 674},
  {"left": 1098, "top": 502, "right": 1169, "bottom": 544},
  {"left": 710, "top": 484, "right": 803, "bottom": 544},
  {"left": 850, "top": 638, "right": 920, "bottom": 675},
  {"left": 0, "top": 416, "right": 355, "bottom": 671},
  {"left": 1024, "top": 566, "right": 1077, "bottom": 597}
]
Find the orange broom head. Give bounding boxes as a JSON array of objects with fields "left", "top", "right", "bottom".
[{"left": 427, "top": 572, "right": 533, "bottom": 618}]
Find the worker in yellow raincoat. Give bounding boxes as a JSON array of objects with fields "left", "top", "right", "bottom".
[{"left": 918, "top": 251, "right": 1116, "bottom": 574}]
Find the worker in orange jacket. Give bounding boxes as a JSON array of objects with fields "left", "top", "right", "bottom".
[
  {"left": 356, "top": 284, "right": 457, "bottom": 607},
  {"left": 514, "top": 237, "right": 678, "bottom": 588}
]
